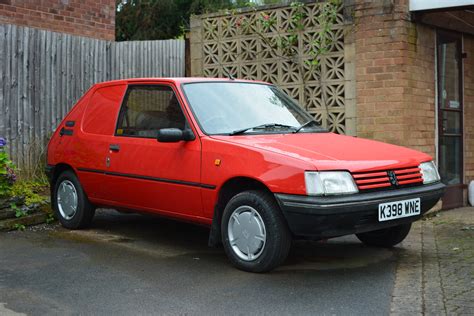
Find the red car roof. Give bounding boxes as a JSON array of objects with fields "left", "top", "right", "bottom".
[{"left": 93, "top": 77, "right": 269, "bottom": 88}]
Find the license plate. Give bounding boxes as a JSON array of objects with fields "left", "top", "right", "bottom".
[{"left": 378, "top": 198, "right": 421, "bottom": 222}]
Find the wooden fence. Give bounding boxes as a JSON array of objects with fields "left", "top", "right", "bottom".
[{"left": 0, "top": 24, "right": 185, "bottom": 170}]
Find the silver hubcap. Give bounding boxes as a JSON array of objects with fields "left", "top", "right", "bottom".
[
  {"left": 57, "top": 180, "right": 78, "bottom": 220},
  {"left": 228, "top": 205, "right": 266, "bottom": 261}
]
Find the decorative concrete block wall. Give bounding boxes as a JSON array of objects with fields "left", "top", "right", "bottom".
[{"left": 189, "top": 1, "right": 356, "bottom": 135}]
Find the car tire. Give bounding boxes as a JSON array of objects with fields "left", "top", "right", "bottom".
[
  {"left": 356, "top": 223, "right": 412, "bottom": 247},
  {"left": 53, "top": 170, "right": 95, "bottom": 229},
  {"left": 221, "top": 190, "right": 292, "bottom": 273}
]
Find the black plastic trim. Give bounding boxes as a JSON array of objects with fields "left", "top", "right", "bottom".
[
  {"left": 275, "top": 182, "right": 445, "bottom": 215},
  {"left": 65, "top": 121, "right": 75, "bottom": 127},
  {"left": 77, "top": 167, "right": 216, "bottom": 189},
  {"left": 274, "top": 182, "right": 445, "bottom": 239},
  {"left": 45, "top": 164, "right": 55, "bottom": 183}
]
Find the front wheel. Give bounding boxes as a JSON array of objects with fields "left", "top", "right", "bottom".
[
  {"left": 356, "top": 223, "right": 412, "bottom": 247},
  {"left": 53, "top": 170, "right": 95, "bottom": 229},
  {"left": 221, "top": 190, "right": 291, "bottom": 273}
]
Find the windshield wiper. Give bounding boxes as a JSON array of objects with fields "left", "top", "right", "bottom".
[
  {"left": 293, "top": 119, "right": 323, "bottom": 133},
  {"left": 230, "top": 123, "right": 295, "bottom": 136}
]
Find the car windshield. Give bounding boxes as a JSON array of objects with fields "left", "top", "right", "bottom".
[{"left": 182, "top": 82, "right": 325, "bottom": 135}]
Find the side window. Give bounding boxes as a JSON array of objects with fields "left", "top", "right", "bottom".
[{"left": 116, "top": 85, "right": 187, "bottom": 138}]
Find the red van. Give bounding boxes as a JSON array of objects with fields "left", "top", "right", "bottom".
[{"left": 46, "top": 78, "right": 444, "bottom": 272}]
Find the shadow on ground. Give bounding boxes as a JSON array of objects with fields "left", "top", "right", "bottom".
[
  {"left": 0, "top": 208, "right": 401, "bottom": 315},
  {"left": 54, "top": 209, "right": 395, "bottom": 272}
]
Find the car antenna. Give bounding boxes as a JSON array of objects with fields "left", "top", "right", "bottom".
[
  {"left": 223, "top": 67, "right": 235, "bottom": 80},
  {"left": 217, "top": 58, "right": 235, "bottom": 80}
]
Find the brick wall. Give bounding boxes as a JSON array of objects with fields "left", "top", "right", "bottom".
[
  {"left": 465, "top": 35, "right": 474, "bottom": 186},
  {"left": 404, "top": 24, "right": 436, "bottom": 157},
  {"left": 355, "top": 0, "right": 474, "bottom": 205},
  {"left": 0, "top": 0, "right": 115, "bottom": 40},
  {"left": 354, "top": 0, "right": 436, "bottom": 158}
]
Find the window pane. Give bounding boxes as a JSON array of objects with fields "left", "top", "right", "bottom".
[
  {"left": 438, "top": 41, "right": 460, "bottom": 109},
  {"left": 441, "top": 111, "right": 461, "bottom": 134},
  {"left": 439, "top": 136, "right": 461, "bottom": 185},
  {"left": 116, "top": 86, "right": 186, "bottom": 138},
  {"left": 182, "top": 82, "right": 319, "bottom": 135}
]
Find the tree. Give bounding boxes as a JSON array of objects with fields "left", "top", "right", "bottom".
[
  {"left": 116, "top": 0, "right": 285, "bottom": 41},
  {"left": 116, "top": 0, "right": 234, "bottom": 41}
]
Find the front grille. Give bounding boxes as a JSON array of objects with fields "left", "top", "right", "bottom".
[{"left": 352, "top": 166, "right": 423, "bottom": 192}]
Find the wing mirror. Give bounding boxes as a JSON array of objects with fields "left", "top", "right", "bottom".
[{"left": 157, "top": 128, "right": 195, "bottom": 143}]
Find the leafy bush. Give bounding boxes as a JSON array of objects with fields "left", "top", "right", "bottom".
[
  {"left": 10, "top": 181, "right": 47, "bottom": 206},
  {"left": 0, "top": 137, "right": 52, "bottom": 229},
  {"left": 0, "top": 137, "right": 16, "bottom": 198},
  {"left": 0, "top": 137, "right": 46, "bottom": 205}
]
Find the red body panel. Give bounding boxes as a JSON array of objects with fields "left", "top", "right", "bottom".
[
  {"left": 210, "top": 133, "right": 431, "bottom": 172},
  {"left": 47, "top": 78, "right": 433, "bottom": 226},
  {"left": 101, "top": 137, "right": 204, "bottom": 219}
]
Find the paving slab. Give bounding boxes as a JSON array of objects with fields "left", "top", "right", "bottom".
[{"left": 391, "top": 207, "right": 474, "bottom": 315}]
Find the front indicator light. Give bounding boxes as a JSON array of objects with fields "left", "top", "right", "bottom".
[{"left": 419, "top": 161, "right": 441, "bottom": 184}]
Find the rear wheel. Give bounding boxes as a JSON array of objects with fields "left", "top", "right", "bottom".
[
  {"left": 221, "top": 190, "right": 291, "bottom": 273},
  {"left": 356, "top": 223, "right": 412, "bottom": 247},
  {"left": 53, "top": 170, "right": 95, "bottom": 229}
]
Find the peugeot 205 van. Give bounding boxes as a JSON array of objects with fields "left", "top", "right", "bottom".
[{"left": 46, "top": 78, "right": 445, "bottom": 272}]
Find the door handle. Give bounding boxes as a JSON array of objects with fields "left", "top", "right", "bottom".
[
  {"left": 59, "top": 127, "right": 73, "bottom": 136},
  {"left": 442, "top": 118, "right": 447, "bottom": 132},
  {"left": 109, "top": 144, "right": 120, "bottom": 152}
]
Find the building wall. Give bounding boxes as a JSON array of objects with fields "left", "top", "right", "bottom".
[
  {"left": 465, "top": 35, "right": 474, "bottom": 186},
  {"left": 355, "top": 0, "right": 473, "bottom": 205},
  {"left": 354, "top": 0, "right": 436, "bottom": 158},
  {"left": 0, "top": 0, "right": 115, "bottom": 40},
  {"left": 403, "top": 25, "right": 437, "bottom": 158}
]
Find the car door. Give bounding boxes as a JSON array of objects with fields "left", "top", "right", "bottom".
[
  {"left": 101, "top": 83, "right": 204, "bottom": 218},
  {"left": 76, "top": 84, "right": 127, "bottom": 201}
]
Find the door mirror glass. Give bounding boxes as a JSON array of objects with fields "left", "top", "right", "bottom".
[{"left": 157, "top": 128, "right": 194, "bottom": 142}]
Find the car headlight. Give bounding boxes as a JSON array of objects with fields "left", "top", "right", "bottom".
[
  {"left": 305, "top": 171, "right": 358, "bottom": 196},
  {"left": 419, "top": 161, "right": 440, "bottom": 184}
]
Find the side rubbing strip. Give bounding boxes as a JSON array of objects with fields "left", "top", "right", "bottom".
[{"left": 77, "top": 168, "right": 216, "bottom": 189}]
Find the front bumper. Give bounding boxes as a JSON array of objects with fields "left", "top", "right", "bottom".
[{"left": 275, "top": 182, "right": 445, "bottom": 239}]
